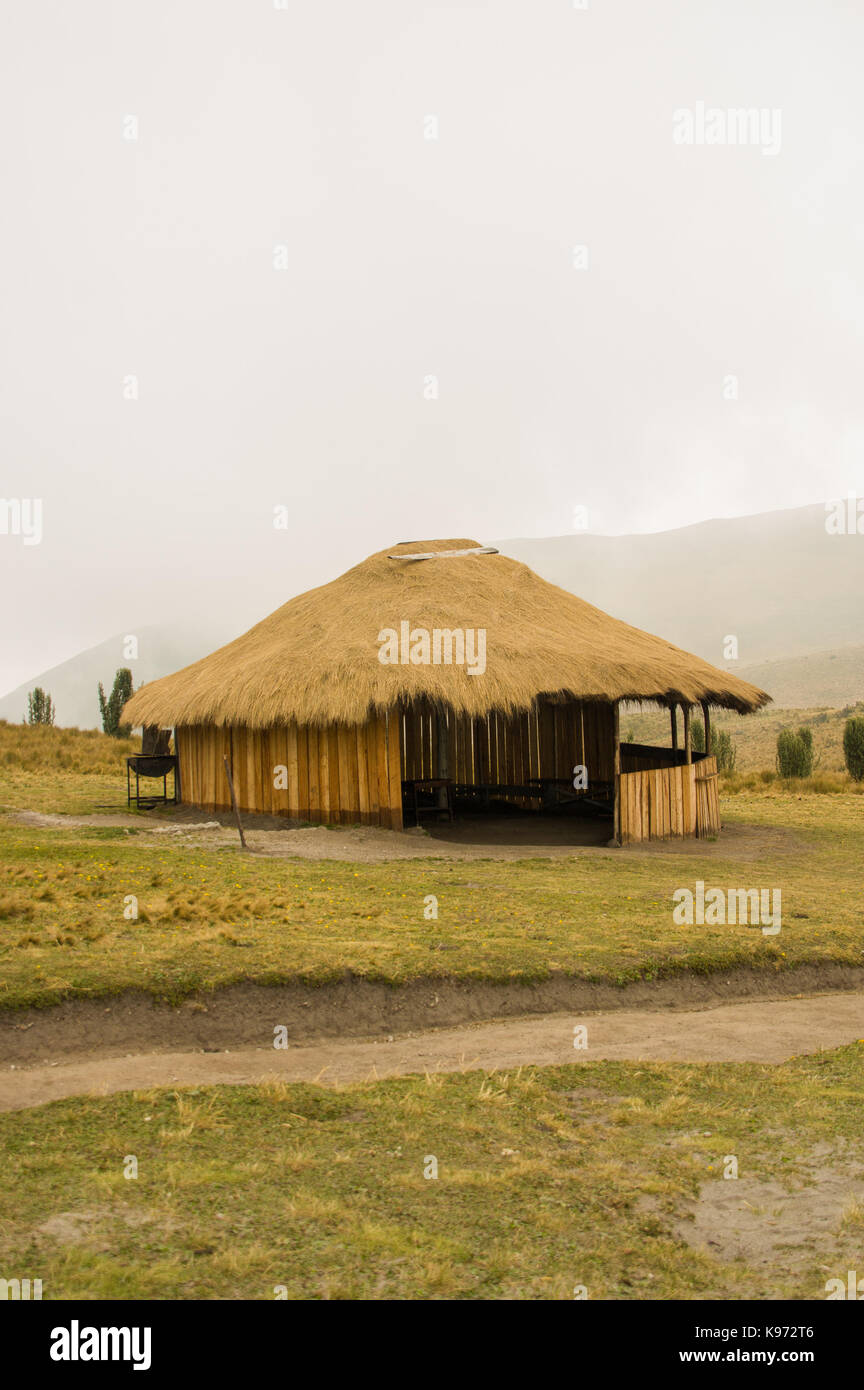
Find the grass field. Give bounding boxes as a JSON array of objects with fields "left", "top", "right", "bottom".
[
  {"left": 0, "top": 799, "right": 863, "bottom": 1011},
  {"left": 1, "top": 1047, "right": 862, "bottom": 1299},
  {"left": 0, "top": 721, "right": 143, "bottom": 815},
  {"left": 2, "top": 724, "right": 862, "bottom": 1303},
  {"left": 1, "top": 725, "right": 863, "bottom": 1010}
]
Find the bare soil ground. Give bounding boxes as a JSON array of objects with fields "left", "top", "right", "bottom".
[
  {"left": 9, "top": 807, "right": 800, "bottom": 863},
  {"left": 670, "top": 1150, "right": 864, "bottom": 1268},
  {"left": 3, "top": 985, "right": 863, "bottom": 1114}
]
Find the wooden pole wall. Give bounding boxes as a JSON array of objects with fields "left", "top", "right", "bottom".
[{"left": 175, "top": 713, "right": 403, "bottom": 829}]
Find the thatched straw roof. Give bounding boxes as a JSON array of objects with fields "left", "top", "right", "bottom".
[{"left": 122, "top": 539, "right": 770, "bottom": 728}]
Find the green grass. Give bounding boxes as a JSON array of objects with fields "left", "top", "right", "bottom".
[
  {"left": 2, "top": 727, "right": 862, "bottom": 1302},
  {"left": 1, "top": 725, "right": 863, "bottom": 1009},
  {"left": 1, "top": 783, "right": 863, "bottom": 1009},
  {"left": 2, "top": 1047, "right": 863, "bottom": 1299},
  {"left": 0, "top": 788, "right": 861, "bottom": 1009},
  {"left": 0, "top": 720, "right": 138, "bottom": 776}
]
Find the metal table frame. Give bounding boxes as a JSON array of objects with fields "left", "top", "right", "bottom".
[{"left": 126, "top": 754, "right": 178, "bottom": 808}]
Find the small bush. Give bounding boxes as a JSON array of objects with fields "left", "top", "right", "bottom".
[
  {"left": 776, "top": 727, "right": 814, "bottom": 778},
  {"left": 843, "top": 717, "right": 864, "bottom": 781},
  {"left": 691, "top": 719, "right": 737, "bottom": 772}
]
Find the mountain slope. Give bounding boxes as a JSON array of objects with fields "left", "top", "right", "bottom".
[
  {"left": 500, "top": 504, "right": 864, "bottom": 671},
  {"left": 0, "top": 625, "right": 228, "bottom": 730},
  {"left": 734, "top": 645, "right": 864, "bottom": 708}
]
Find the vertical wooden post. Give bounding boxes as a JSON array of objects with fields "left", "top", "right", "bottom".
[
  {"left": 683, "top": 705, "right": 692, "bottom": 765},
  {"left": 223, "top": 756, "right": 247, "bottom": 849},
  {"left": 611, "top": 700, "right": 621, "bottom": 846},
  {"left": 436, "top": 704, "right": 449, "bottom": 809},
  {"left": 173, "top": 727, "right": 182, "bottom": 803},
  {"left": 670, "top": 703, "right": 678, "bottom": 752},
  {"left": 385, "top": 709, "right": 403, "bottom": 831},
  {"left": 701, "top": 701, "right": 711, "bottom": 759}
]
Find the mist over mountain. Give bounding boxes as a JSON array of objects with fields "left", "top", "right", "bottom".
[
  {"left": 500, "top": 504, "right": 863, "bottom": 672},
  {"left": 732, "top": 645, "right": 864, "bottom": 710},
  {"left": 0, "top": 625, "right": 227, "bottom": 730}
]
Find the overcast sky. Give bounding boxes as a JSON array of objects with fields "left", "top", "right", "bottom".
[{"left": 2, "top": 0, "right": 863, "bottom": 692}]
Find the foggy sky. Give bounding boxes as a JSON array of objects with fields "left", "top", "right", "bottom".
[{"left": 2, "top": 0, "right": 863, "bottom": 692}]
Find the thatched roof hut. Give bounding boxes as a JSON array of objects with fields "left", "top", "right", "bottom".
[{"left": 123, "top": 539, "right": 769, "bottom": 843}]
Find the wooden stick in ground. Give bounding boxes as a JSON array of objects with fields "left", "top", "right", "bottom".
[
  {"left": 683, "top": 705, "right": 692, "bottom": 765},
  {"left": 223, "top": 756, "right": 247, "bottom": 849},
  {"left": 670, "top": 703, "right": 678, "bottom": 752}
]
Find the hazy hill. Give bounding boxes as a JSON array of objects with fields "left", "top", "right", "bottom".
[
  {"left": 0, "top": 625, "right": 225, "bottom": 730},
  {"left": 500, "top": 504, "right": 864, "bottom": 672},
  {"left": 734, "top": 645, "right": 864, "bottom": 708}
]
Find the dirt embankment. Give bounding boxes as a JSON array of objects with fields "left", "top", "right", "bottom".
[
  {"left": 2, "top": 984, "right": 864, "bottom": 1114},
  {"left": 3, "top": 964, "right": 864, "bottom": 1069}
]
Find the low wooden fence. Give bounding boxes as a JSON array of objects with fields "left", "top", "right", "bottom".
[{"left": 618, "top": 753, "right": 720, "bottom": 844}]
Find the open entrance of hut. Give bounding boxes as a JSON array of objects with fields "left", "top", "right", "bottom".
[
  {"left": 398, "top": 697, "right": 615, "bottom": 843},
  {"left": 398, "top": 697, "right": 721, "bottom": 846}
]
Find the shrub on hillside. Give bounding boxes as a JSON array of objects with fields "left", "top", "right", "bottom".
[
  {"left": 776, "top": 727, "right": 814, "bottom": 778},
  {"left": 843, "top": 717, "right": 864, "bottom": 781},
  {"left": 691, "top": 719, "right": 737, "bottom": 772},
  {"left": 98, "top": 669, "right": 134, "bottom": 738},
  {"left": 26, "top": 688, "right": 55, "bottom": 726}
]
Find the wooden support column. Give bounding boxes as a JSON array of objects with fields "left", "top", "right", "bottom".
[
  {"left": 701, "top": 701, "right": 711, "bottom": 758},
  {"left": 610, "top": 700, "right": 621, "bottom": 846},
  {"left": 683, "top": 705, "right": 692, "bottom": 765},
  {"left": 173, "top": 728, "right": 182, "bottom": 802},
  {"left": 436, "top": 704, "right": 449, "bottom": 810},
  {"left": 670, "top": 703, "right": 678, "bottom": 752}
]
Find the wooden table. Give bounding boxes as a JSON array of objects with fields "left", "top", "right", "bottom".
[{"left": 402, "top": 778, "right": 454, "bottom": 826}]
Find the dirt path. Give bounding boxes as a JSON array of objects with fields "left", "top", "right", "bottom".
[
  {"left": 3, "top": 990, "right": 862, "bottom": 1113},
  {"left": 9, "top": 807, "right": 799, "bottom": 862}
]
